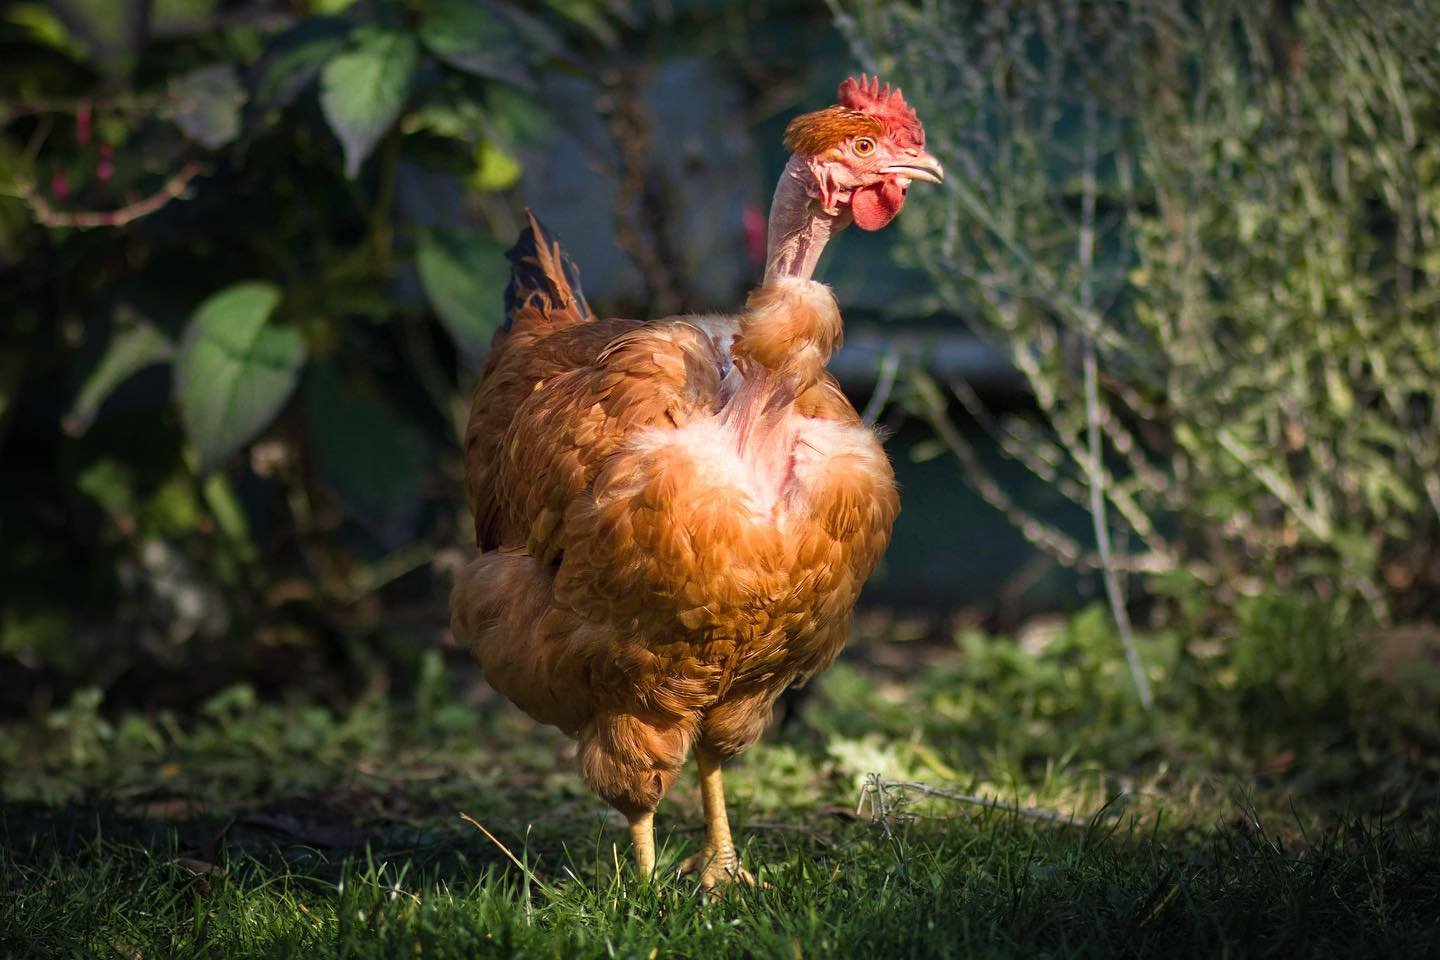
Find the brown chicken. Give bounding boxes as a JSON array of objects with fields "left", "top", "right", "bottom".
[{"left": 451, "top": 76, "right": 942, "bottom": 888}]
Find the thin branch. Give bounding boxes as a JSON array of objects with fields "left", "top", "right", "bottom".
[
  {"left": 1078, "top": 97, "right": 1152, "bottom": 711},
  {"left": 911, "top": 370, "right": 1084, "bottom": 566},
  {"left": 1, "top": 93, "right": 168, "bottom": 124},
  {"left": 858, "top": 774, "right": 1096, "bottom": 829},
  {"left": 944, "top": 174, "right": 1130, "bottom": 353},
  {"left": 980, "top": 303, "right": 1171, "bottom": 556},
  {"left": 459, "top": 810, "right": 551, "bottom": 924},
  {"left": 913, "top": 370, "right": 1175, "bottom": 576},
  {"left": 11, "top": 162, "right": 204, "bottom": 229},
  {"left": 1215, "top": 427, "right": 1333, "bottom": 543},
  {"left": 861, "top": 348, "right": 901, "bottom": 425}
]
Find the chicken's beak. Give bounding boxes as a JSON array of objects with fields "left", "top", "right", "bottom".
[{"left": 883, "top": 151, "right": 945, "bottom": 185}]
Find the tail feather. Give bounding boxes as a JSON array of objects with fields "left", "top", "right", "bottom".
[{"left": 503, "top": 210, "right": 592, "bottom": 333}]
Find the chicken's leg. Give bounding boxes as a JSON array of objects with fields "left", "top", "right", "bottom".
[
  {"left": 677, "top": 746, "right": 756, "bottom": 889},
  {"left": 628, "top": 810, "right": 656, "bottom": 879}
]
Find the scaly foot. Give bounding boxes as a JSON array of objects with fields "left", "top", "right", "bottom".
[{"left": 676, "top": 846, "right": 757, "bottom": 890}]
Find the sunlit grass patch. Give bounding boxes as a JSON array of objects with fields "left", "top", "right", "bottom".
[{"left": 3, "top": 604, "right": 1439, "bottom": 957}]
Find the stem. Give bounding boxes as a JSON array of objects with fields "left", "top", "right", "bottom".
[
  {"left": 13, "top": 162, "right": 203, "bottom": 229},
  {"left": 1078, "top": 98, "right": 1152, "bottom": 712},
  {"left": 860, "top": 348, "right": 900, "bottom": 425}
]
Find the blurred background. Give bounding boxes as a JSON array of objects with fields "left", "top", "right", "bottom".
[{"left": 0, "top": 0, "right": 1437, "bottom": 736}]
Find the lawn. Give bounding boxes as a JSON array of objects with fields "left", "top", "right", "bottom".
[{"left": 3, "top": 604, "right": 1438, "bottom": 958}]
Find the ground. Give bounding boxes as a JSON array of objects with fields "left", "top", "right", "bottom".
[{"left": 2, "top": 605, "right": 1439, "bottom": 958}]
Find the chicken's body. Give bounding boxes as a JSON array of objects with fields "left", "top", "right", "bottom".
[{"left": 451, "top": 76, "right": 942, "bottom": 886}]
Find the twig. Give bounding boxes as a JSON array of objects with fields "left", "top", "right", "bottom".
[
  {"left": 1, "top": 93, "right": 168, "bottom": 124},
  {"left": 343, "top": 541, "right": 436, "bottom": 603},
  {"left": 1078, "top": 97, "right": 1152, "bottom": 712},
  {"left": 11, "top": 161, "right": 203, "bottom": 229},
  {"left": 1215, "top": 427, "right": 1333, "bottom": 543},
  {"left": 911, "top": 370, "right": 1083, "bottom": 566},
  {"left": 458, "top": 812, "right": 548, "bottom": 892},
  {"left": 913, "top": 370, "right": 1175, "bottom": 576},
  {"left": 858, "top": 774, "right": 1096, "bottom": 829},
  {"left": 861, "top": 348, "right": 901, "bottom": 425},
  {"left": 856, "top": 773, "right": 907, "bottom": 865}
]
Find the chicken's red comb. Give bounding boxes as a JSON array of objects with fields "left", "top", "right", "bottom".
[{"left": 838, "top": 74, "right": 925, "bottom": 149}]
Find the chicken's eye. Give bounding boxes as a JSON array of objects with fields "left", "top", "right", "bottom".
[{"left": 853, "top": 137, "right": 876, "bottom": 156}]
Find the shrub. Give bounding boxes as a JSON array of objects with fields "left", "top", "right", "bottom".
[{"left": 833, "top": 0, "right": 1440, "bottom": 622}]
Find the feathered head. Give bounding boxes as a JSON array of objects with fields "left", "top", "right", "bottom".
[{"left": 783, "top": 74, "right": 943, "bottom": 231}]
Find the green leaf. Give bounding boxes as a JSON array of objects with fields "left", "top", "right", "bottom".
[
  {"left": 41, "top": 0, "right": 140, "bottom": 71},
  {"left": 415, "top": 229, "right": 509, "bottom": 361},
  {"left": 544, "top": 0, "right": 627, "bottom": 49},
  {"left": 470, "top": 140, "right": 522, "bottom": 191},
  {"left": 64, "top": 308, "right": 175, "bottom": 436},
  {"left": 418, "top": 0, "right": 530, "bottom": 87},
  {"left": 304, "top": 364, "right": 427, "bottom": 545},
  {"left": 175, "top": 282, "right": 304, "bottom": 472},
  {"left": 403, "top": 100, "right": 488, "bottom": 140},
  {"left": 483, "top": 86, "right": 552, "bottom": 148},
  {"left": 251, "top": 17, "right": 352, "bottom": 114},
  {"left": 170, "top": 64, "right": 244, "bottom": 150},
  {"left": 5, "top": 3, "right": 89, "bottom": 60},
  {"left": 319, "top": 27, "right": 418, "bottom": 178}
]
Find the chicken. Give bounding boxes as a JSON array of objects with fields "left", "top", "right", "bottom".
[{"left": 451, "top": 75, "right": 942, "bottom": 888}]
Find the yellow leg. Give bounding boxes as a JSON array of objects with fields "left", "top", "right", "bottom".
[
  {"left": 628, "top": 810, "right": 656, "bottom": 879},
  {"left": 678, "top": 746, "right": 755, "bottom": 889}
]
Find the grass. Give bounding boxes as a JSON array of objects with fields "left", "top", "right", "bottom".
[
  {"left": 3, "top": 600, "right": 1439, "bottom": 958},
  {"left": 5, "top": 804, "right": 1436, "bottom": 958}
]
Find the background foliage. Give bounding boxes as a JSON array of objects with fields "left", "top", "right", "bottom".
[
  {"left": 1, "top": 0, "right": 851, "bottom": 707},
  {"left": 2, "top": 0, "right": 1438, "bottom": 718},
  {"left": 835, "top": 0, "right": 1440, "bottom": 627}
]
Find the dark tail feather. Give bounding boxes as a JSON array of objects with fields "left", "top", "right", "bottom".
[{"left": 503, "top": 210, "right": 592, "bottom": 333}]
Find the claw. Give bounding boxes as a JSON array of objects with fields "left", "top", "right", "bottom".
[{"left": 676, "top": 848, "right": 758, "bottom": 891}]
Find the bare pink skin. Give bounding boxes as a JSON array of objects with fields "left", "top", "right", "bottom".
[
  {"left": 764, "top": 148, "right": 943, "bottom": 281},
  {"left": 764, "top": 155, "right": 848, "bottom": 282}
]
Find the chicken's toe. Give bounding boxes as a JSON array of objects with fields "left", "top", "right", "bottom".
[{"left": 676, "top": 848, "right": 758, "bottom": 891}]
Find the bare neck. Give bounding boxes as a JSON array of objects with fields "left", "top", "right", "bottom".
[{"left": 763, "top": 155, "right": 840, "bottom": 282}]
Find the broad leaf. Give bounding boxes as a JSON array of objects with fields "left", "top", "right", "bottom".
[
  {"left": 319, "top": 27, "right": 418, "bottom": 178},
  {"left": 304, "top": 364, "right": 427, "bottom": 546},
  {"left": 65, "top": 309, "right": 175, "bottom": 435},
  {"left": 175, "top": 282, "right": 304, "bottom": 471},
  {"left": 5, "top": 3, "right": 89, "bottom": 60},
  {"left": 490, "top": 4, "right": 569, "bottom": 61},
  {"left": 415, "top": 229, "right": 508, "bottom": 362},
  {"left": 45, "top": 0, "right": 144, "bottom": 72},
  {"left": 483, "top": 86, "right": 552, "bottom": 148},
  {"left": 250, "top": 16, "right": 351, "bottom": 114},
  {"left": 418, "top": 0, "right": 530, "bottom": 87},
  {"left": 545, "top": 0, "right": 630, "bottom": 49},
  {"left": 170, "top": 64, "right": 243, "bottom": 149}
]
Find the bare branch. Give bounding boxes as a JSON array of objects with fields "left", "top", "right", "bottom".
[
  {"left": 858, "top": 774, "right": 1100, "bottom": 829},
  {"left": 861, "top": 348, "right": 900, "bottom": 425},
  {"left": 1078, "top": 96, "right": 1152, "bottom": 711},
  {"left": 10, "top": 162, "right": 203, "bottom": 230}
]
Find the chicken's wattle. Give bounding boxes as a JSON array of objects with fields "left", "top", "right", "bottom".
[{"left": 850, "top": 179, "right": 907, "bottom": 231}]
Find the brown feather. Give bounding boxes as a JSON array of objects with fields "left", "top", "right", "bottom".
[
  {"left": 783, "top": 107, "right": 884, "bottom": 156},
  {"left": 452, "top": 230, "right": 897, "bottom": 818}
]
